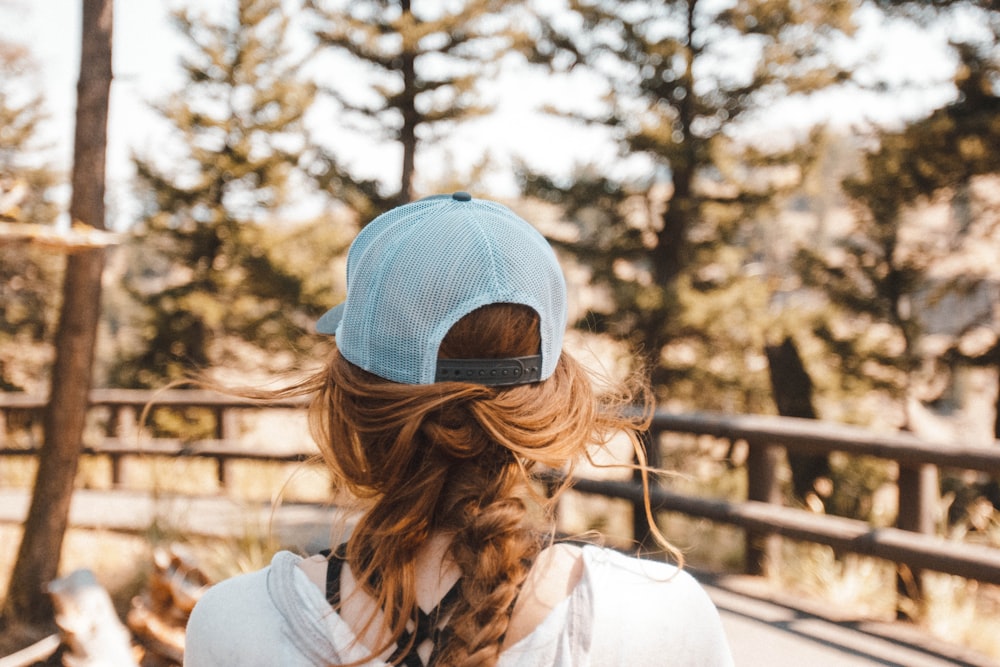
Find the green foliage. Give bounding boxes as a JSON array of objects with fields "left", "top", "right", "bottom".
[
  {"left": 793, "top": 32, "right": 1000, "bottom": 418},
  {"left": 110, "top": 0, "right": 340, "bottom": 388},
  {"left": 844, "top": 44, "right": 1000, "bottom": 214},
  {"left": 523, "top": 0, "right": 857, "bottom": 404},
  {"left": 142, "top": 406, "right": 218, "bottom": 441},
  {"left": 305, "top": 0, "right": 539, "bottom": 205},
  {"left": 824, "top": 454, "right": 896, "bottom": 524},
  {"left": 0, "top": 42, "right": 63, "bottom": 391},
  {"left": 668, "top": 272, "right": 777, "bottom": 412}
]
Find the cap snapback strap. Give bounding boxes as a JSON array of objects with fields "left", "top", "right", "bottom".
[{"left": 435, "top": 355, "right": 543, "bottom": 386}]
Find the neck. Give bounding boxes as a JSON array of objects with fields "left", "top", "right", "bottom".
[{"left": 414, "top": 532, "right": 461, "bottom": 609}]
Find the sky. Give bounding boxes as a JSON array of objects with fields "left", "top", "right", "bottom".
[{"left": 0, "top": 0, "right": 969, "bottom": 230}]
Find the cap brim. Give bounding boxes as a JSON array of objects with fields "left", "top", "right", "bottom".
[{"left": 316, "top": 303, "right": 345, "bottom": 335}]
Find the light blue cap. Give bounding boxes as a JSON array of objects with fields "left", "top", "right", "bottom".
[{"left": 316, "top": 192, "right": 567, "bottom": 385}]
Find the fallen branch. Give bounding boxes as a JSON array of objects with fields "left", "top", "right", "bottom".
[{"left": 0, "top": 634, "right": 60, "bottom": 667}]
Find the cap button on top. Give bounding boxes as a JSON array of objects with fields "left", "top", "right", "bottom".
[{"left": 452, "top": 191, "right": 472, "bottom": 202}]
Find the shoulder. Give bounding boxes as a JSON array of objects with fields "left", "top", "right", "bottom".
[
  {"left": 581, "top": 544, "right": 689, "bottom": 585},
  {"left": 579, "top": 546, "right": 734, "bottom": 666},
  {"left": 506, "top": 542, "right": 585, "bottom": 648},
  {"left": 185, "top": 564, "right": 276, "bottom": 665},
  {"left": 184, "top": 551, "right": 322, "bottom": 667}
]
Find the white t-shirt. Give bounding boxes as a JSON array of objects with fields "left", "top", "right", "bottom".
[{"left": 184, "top": 544, "right": 734, "bottom": 666}]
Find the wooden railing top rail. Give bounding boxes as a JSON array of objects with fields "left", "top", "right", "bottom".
[
  {"left": 0, "top": 439, "right": 315, "bottom": 461},
  {"left": 653, "top": 411, "right": 1000, "bottom": 475},
  {"left": 3, "top": 391, "right": 999, "bottom": 473},
  {"left": 567, "top": 475, "right": 1000, "bottom": 586},
  {"left": 0, "top": 389, "right": 309, "bottom": 410}
]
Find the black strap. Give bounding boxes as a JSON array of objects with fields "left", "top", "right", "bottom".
[
  {"left": 319, "top": 545, "right": 461, "bottom": 667},
  {"left": 318, "top": 543, "right": 348, "bottom": 608},
  {"left": 435, "top": 355, "right": 543, "bottom": 386},
  {"left": 387, "top": 583, "right": 462, "bottom": 666}
]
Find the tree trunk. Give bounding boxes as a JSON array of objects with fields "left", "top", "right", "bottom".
[
  {"left": 986, "top": 350, "right": 1000, "bottom": 511},
  {"left": 2, "top": 0, "right": 113, "bottom": 627},
  {"left": 994, "top": 356, "right": 999, "bottom": 441},
  {"left": 397, "top": 0, "right": 416, "bottom": 205},
  {"left": 398, "top": 50, "right": 416, "bottom": 205},
  {"left": 646, "top": 0, "right": 696, "bottom": 387},
  {"left": 765, "top": 337, "right": 830, "bottom": 502}
]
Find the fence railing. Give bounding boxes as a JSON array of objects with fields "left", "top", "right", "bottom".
[
  {"left": 0, "top": 389, "right": 310, "bottom": 486},
  {"left": 641, "top": 413, "right": 1000, "bottom": 582},
  {"left": 2, "top": 390, "right": 999, "bottom": 591}
]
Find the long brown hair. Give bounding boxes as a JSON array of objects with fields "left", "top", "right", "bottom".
[{"left": 278, "top": 303, "right": 661, "bottom": 666}]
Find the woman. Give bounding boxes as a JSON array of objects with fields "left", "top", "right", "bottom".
[{"left": 184, "top": 193, "right": 733, "bottom": 666}]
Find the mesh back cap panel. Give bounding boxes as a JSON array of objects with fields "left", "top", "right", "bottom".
[{"left": 318, "top": 193, "right": 567, "bottom": 385}]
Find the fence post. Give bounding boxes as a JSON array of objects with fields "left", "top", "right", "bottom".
[
  {"left": 213, "top": 407, "right": 237, "bottom": 488},
  {"left": 104, "top": 405, "right": 135, "bottom": 487},
  {"left": 745, "top": 439, "right": 783, "bottom": 576},
  {"left": 632, "top": 428, "right": 661, "bottom": 552},
  {"left": 896, "top": 462, "right": 938, "bottom": 616}
]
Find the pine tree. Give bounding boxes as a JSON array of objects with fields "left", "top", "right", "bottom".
[
  {"left": 792, "top": 8, "right": 1000, "bottom": 534},
  {"left": 893, "top": 3, "right": 1000, "bottom": 443},
  {"left": 305, "top": 0, "right": 535, "bottom": 209},
  {"left": 795, "top": 23, "right": 1000, "bottom": 432},
  {"left": 523, "top": 0, "right": 857, "bottom": 407},
  {"left": 112, "top": 0, "right": 330, "bottom": 388},
  {"left": 0, "top": 41, "right": 62, "bottom": 391}
]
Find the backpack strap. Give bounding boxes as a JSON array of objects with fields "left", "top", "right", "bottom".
[
  {"left": 386, "top": 584, "right": 462, "bottom": 667},
  {"left": 318, "top": 543, "right": 348, "bottom": 608},
  {"left": 318, "top": 544, "right": 461, "bottom": 667}
]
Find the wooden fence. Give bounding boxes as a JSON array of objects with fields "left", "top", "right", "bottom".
[
  {"left": 0, "top": 389, "right": 310, "bottom": 487},
  {"left": 623, "top": 412, "right": 1000, "bottom": 588},
  {"left": 2, "top": 390, "right": 1000, "bottom": 592}
]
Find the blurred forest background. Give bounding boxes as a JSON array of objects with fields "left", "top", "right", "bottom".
[
  {"left": 1, "top": 0, "right": 1000, "bottom": 655},
  {"left": 3, "top": 0, "right": 998, "bottom": 434}
]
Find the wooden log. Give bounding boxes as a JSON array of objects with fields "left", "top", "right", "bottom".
[{"left": 46, "top": 569, "right": 139, "bottom": 667}]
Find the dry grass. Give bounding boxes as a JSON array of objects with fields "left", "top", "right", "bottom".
[{"left": 771, "top": 539, "right": 1000, "bottom": 661}]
